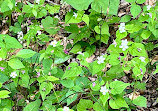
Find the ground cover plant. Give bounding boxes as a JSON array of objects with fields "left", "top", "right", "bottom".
[{"left": 0, "top": 0, "right": 158, "bottom": 110}]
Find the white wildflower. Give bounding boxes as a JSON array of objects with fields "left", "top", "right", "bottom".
[
  {"left": 63, "top": 106, "right": 70, "bottom": 111},
  {"left": 147, "top": 13, "right": 152, "bottom": 18},
  {"left": 10, "top": 72, "right": 18, "bottom": 78},
  {"left": 97, "top": 56, "right": 105, "bottom": 64},
  {"left": 77, "top": 51, "right": 84, "bottom": 56},
  {"left": 112, "top": 39, "right": 117, "bottom": 47},
  {"left": 147, "top": 5, "right": 151, "bottom": 11},
  {"left": 100, "top": 86, "right": 109, "bottom": 95},
  {"left": 36, "top": 0, "right": 40, "bottom": 4},
  {"left": 119, "top": 23, "right": 126, "bottom": 33},
  {"left": 73, "top": 12, "right": 78, "bottom": 18},
  {"left": 119, "top": 39, "right": 129, "bottom": 51},
  {"left": 37, "top": 30, "right": 41, "bottom": 35},
  {"left": 139, "top": 57, "right": 145, "bottom": 62},
  {"left": 17, "top": 31, "right": 23, "bottom": 44},
  {"left": 50, "top": 40, "right": 57, "bottom": 47}
]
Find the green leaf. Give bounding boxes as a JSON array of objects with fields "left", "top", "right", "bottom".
[
  {"left": 110, "top": 81, "right": 130, "bottom": 95},
  {"left": 116, "top": 30, "right": 128, "bottom": 40},
  {"left": 94, "top": 23, "right": 110, "bottom": 35},
  {"left": 0, "top": 99, "right": 14, "bottom": 111},
  {"left": 82, "top": 14, "right": 89, "bottom": 26},
  {"left": 16, "top": 49, "right": 36, "bottom": 58},
  {"left": 66, "top": 91, "right": 78, "bottom": 105},
  {"left": 0, "top": 73, "right": 9, "bottom": 84},
  {"left": 9, "top": 22, "right": 21, "bottom": 33},
  {"left": 46, "top": 4, "right": 60, "bottom": 14},
  {"left": 141, "top": 30, "right": 151, "bottom": 39},
  {"left": 23, "top": 99, "right": 41, "bottom": 111},
  {"left": 77, "top": 99, "right": 93, "bottom": 111},
  {"left": 0, "top": 90, "right": 11, "bottom": 98},
  {"left": 41, "top": 16, "right": 59, "bottom": 34},
  {"left": 8, "top": 58, "right": 25, "bottom": 69},
  {"left": 32, "top": 9, "right": 37, "bottom": 17},
  {"left": 130, "top": 5, "right": 141, "bottom": 18},
  {"left": 3, "top": 35, "right": 22, "bottom": 49},
  {"left": 136, "top": 0, "right": 146, "bottom": 4},
  {"left": 109, "top": 97, "right": 129, "bottom": 109},
  {"left": 91, "top": 0, "right": 109, "bottom": 13},
  {"left": 54, "top": 56, "right": 71, "bottom": 64},
  {"left": 100, "top": 93, "right": 109, "bottom": 106},
  {"left": 70, "top": 44, "right": 82, "bottom": 53},
  {"left": 93, "top": 102, "right": 103, "bottom": 111},
  {"left": 120, "top": 15, "right": 131, "bottom": 22},
  {"left": 40, "top": 100, "right": 56, "bottom": 111},
  {"left": 40, "top": 82, "right": 53, "bottom": 101},
  {"left": 154, "top": 65, "right": 158, "bottom": 74},
  {"left": 43, "top": 58, "right": 53, "bottom": 74},
  {"left": 47, "top": 76, "right": 59, "bottom": 82},
  {"left": 62, "top": 64, "right": 82, "bottom": 79},
  {"left": 60, "top": 79, "right": 74, "bottom": 88},
  {"left": 129, "top": 43, "right": 148, "bottom": 57},
  {"left": 65, "top": 11, "right": 85, "bottom": 24},
  {"left": 65, "top": 0, "right": 93, "bottom": 10},
  {"left": 133, "top": 96, "right": 147, "bottom": 107},
  {"left": 125, "top": 0, "right": 136, "bottom": 3},
  {"left": 109, "top": 0, "right": 120, "bottom": 15}
]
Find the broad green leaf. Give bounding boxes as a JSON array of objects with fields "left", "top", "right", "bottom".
[
  {"left": 154, "top": 65, "right": 158, "bottom": 74},
  {"left": 66, "top": 91, "right": 78, "bottom": 105},
  {"left": 70, "top": 44, "right": 82, "bottom": 53},
  {"left": 136, "top": 0, "right": 146, "bottom": 4},
  {"left": 60, "top": 79, "right": 74, "bottom": 88},
  {"left": 41, "top": 16, "right": 59, "bottom": 34},
  {"left": 40, "top": 100, "right": 56, "bottom": 111},
  {"left": 89, "top": 61, "right": 106, "bottom": 76},
  {"left": 129, "top": 43, "right": 148, "bottom": 57},
  {"left": 96, "top": 34, "right": 109, "bottom": 44},
  {"left": 62, "top": 65, "right": 82, "bottom": 79},
  {"left": 109, "top": 0, "right": 120, "bottom": 15},
  {"left": 109, "top": 97, "right": 129, "bottom": 109},
  {"left": 100, "top": 93, "right": 109, "bottom": 106},
  {"left": 0, "top": 90, "right": 11, "bottom": 98},
  {"left": 54, "top": 56, "right": 71, "bottom": 64},
  {"left": 43, "top": 58, "right": 53, "bottom": 74},
  {"left": 94, "top": 23, "right": 110, "bottom": 35},
  {"left": 16, "top": 49, "right": 36, "bottom": 58},
  {"left": 0, "top": 73, "right": 9, "bottom": 84},
  {"left": 110, "top": 81, "right": 130, "bottom": 95},
  {"left": 120, "top": 15, "right": 131, "bottom": 22},
  {"left": 40, "top": 82, "right": 53, "bottom": 101},
  {"left": 133, "top": 96, "right": 147, "bottom": 107},
  {"left": 93, "top": 102, "right": 103, "bottom": 111},
  {"left": 65, "top": 11, "right": 85, "bottom": 24},
  {"left": 65, "top": 0, "right": 93, "bottom": 10},
  {"left": 141, "top": 30, "right": 151, "bottom": 39},
  {"left": 116, "top": 30, "right": 128, "bottom": 40},
  {"left": 82, "top": 14, "right": 89, "bottom": 26},
  {"left": 8, "top": 58, "right": 25, "bottom": 69},
  {"left": 125, "top": 0, "right": 136, "bottom": 3},
  {"left": 130, "top": 5, "right": 141, "bottom": 18},
  {"left": 91, "top": 0, "right": 109, "bottom": 13},
  {"left": 77, "top": 99, "right": 93, "bottom": 111},
  {"left": 0, "top": 99, "right": 14, "bottom": 111},
  {"left": 46, "top": 4, "right": 60, "bottom": 14},
  {"left": 47, "top": 76, "right": 59, "bottom": 81},
  {"left": 19, "top": 75, "right": 30, "bottom": 88},
  {"left": 23, "top": 99, "right": 41, "bottom": 111},
  {"left": 3, "top": 35, "right": 22, "bottom": 49}
]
